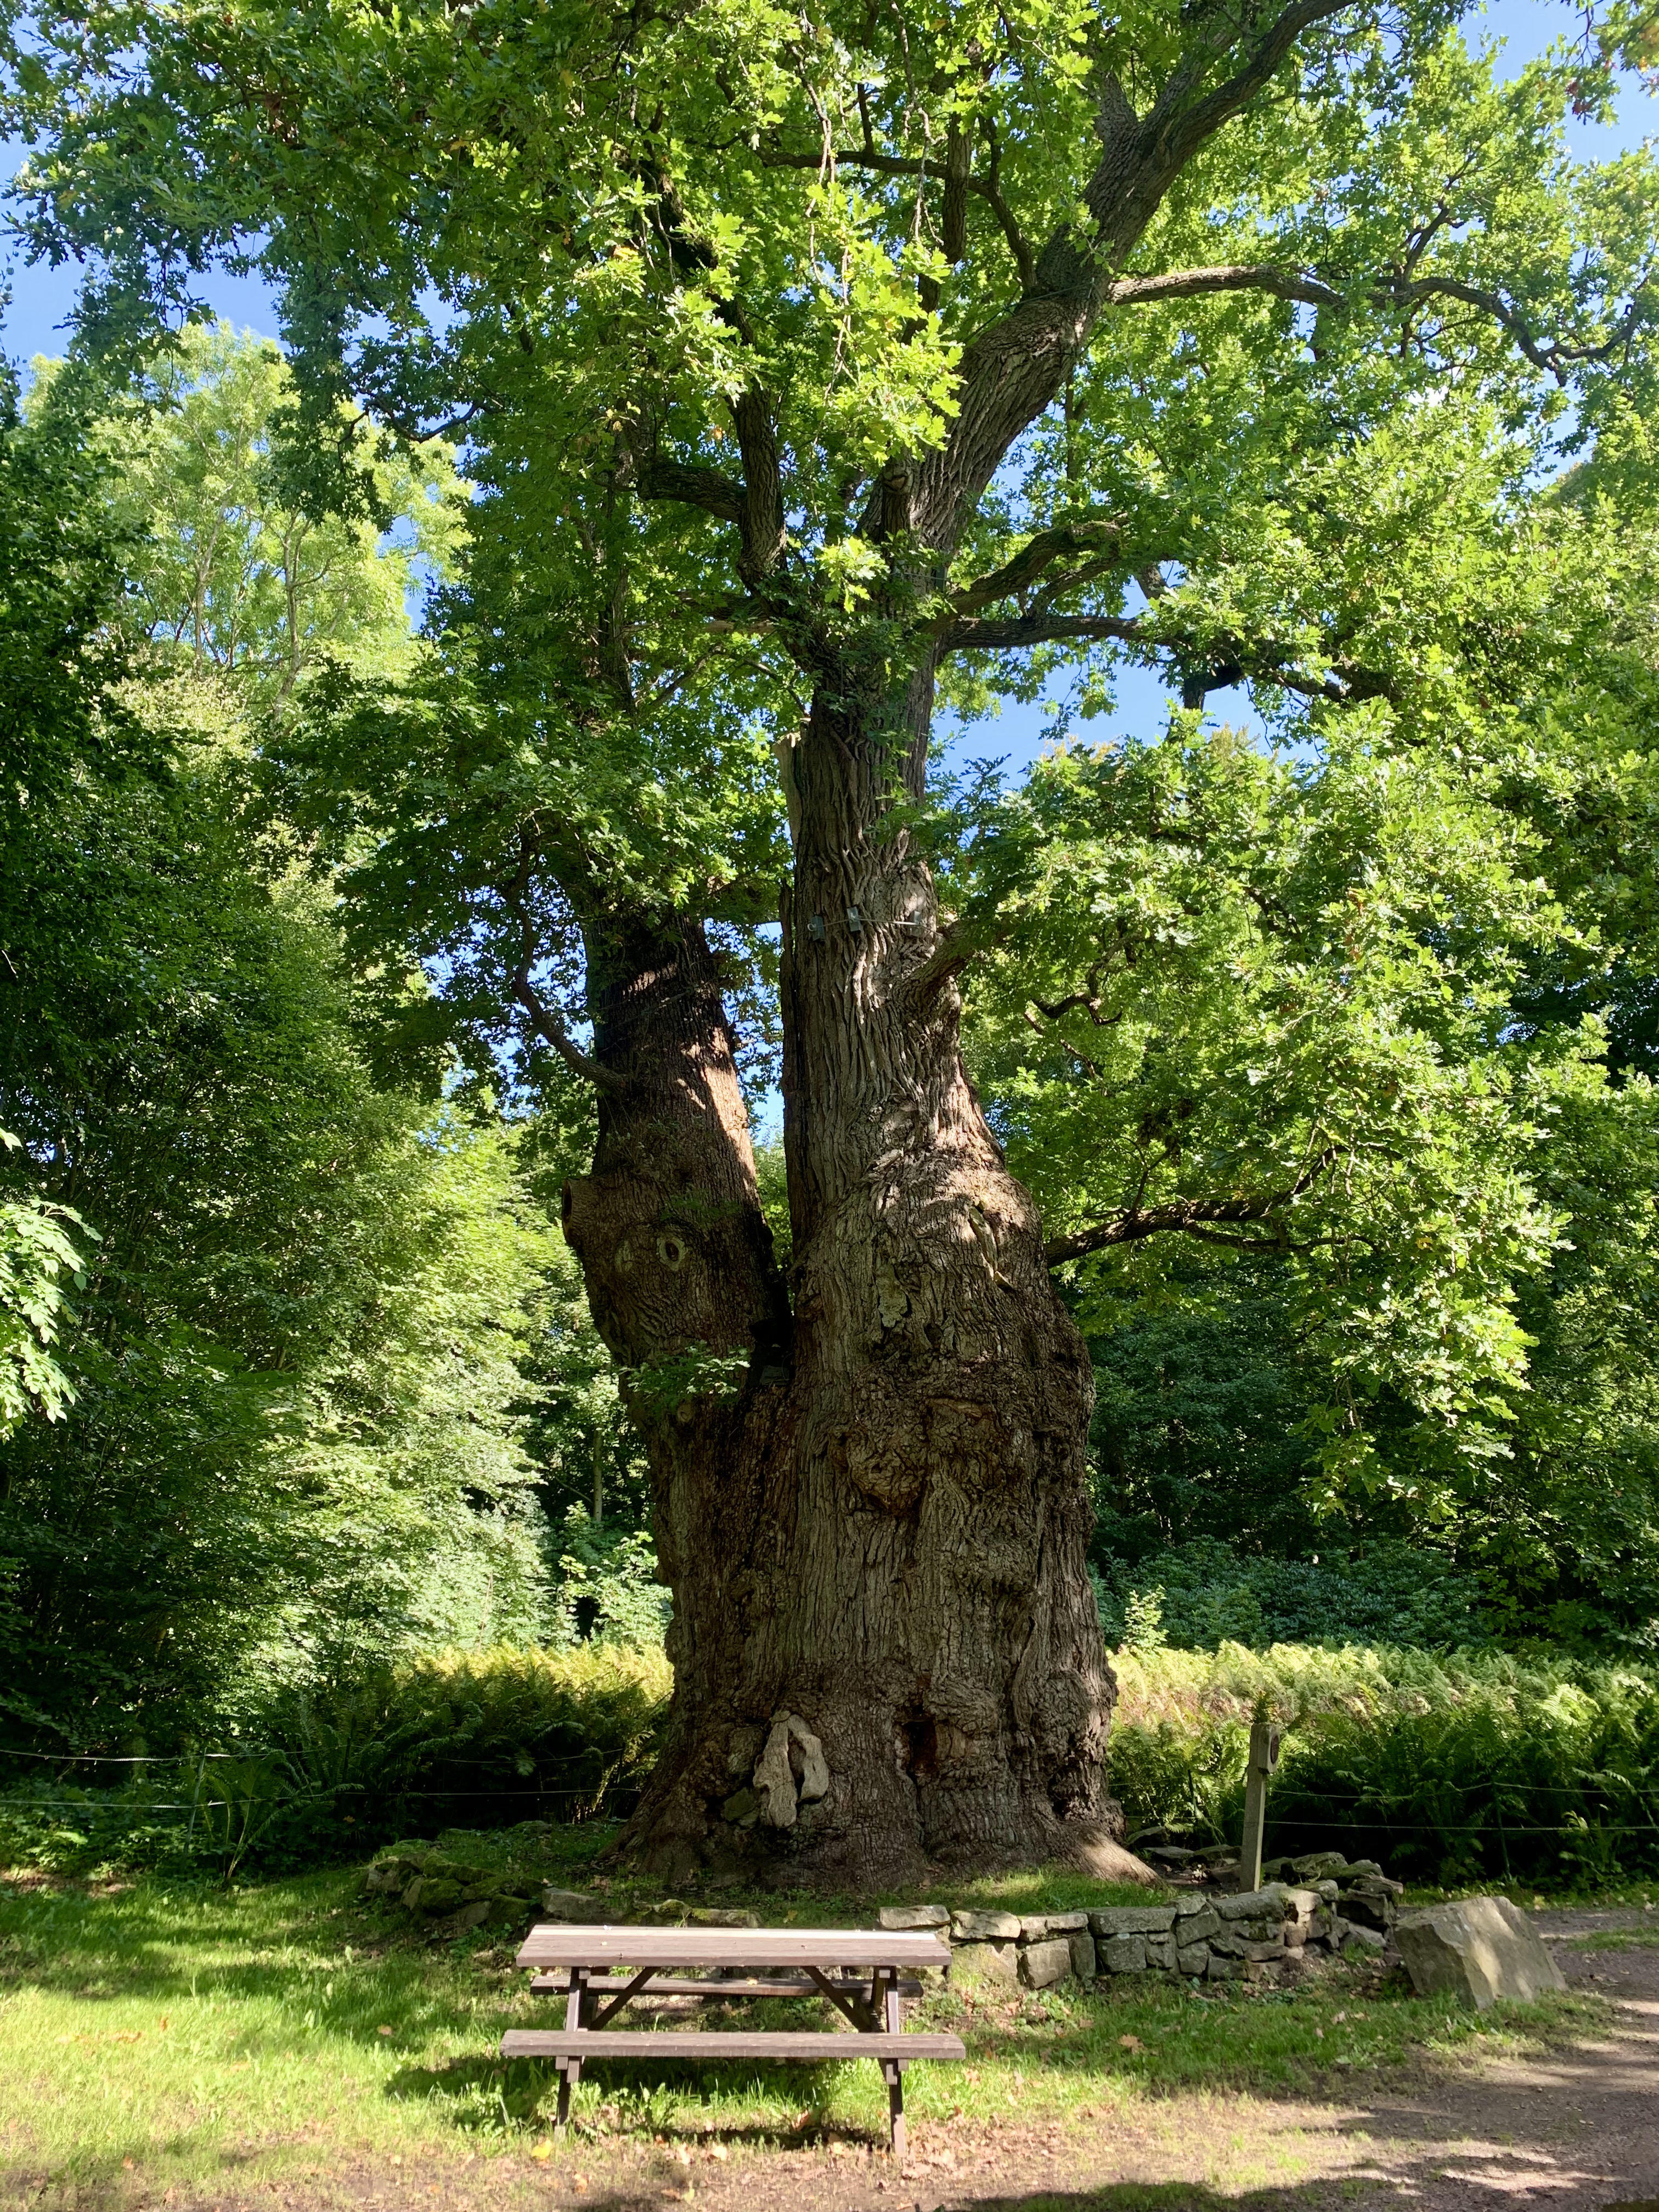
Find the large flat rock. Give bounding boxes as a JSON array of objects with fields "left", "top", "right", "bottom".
[{"left": 1395, "top": 1896, "right": 1567, "bottom": 2011}]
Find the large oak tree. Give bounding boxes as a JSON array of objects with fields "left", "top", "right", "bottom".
[{"left": 12, "top": 0, "right": 1658, "bottom": 1881}]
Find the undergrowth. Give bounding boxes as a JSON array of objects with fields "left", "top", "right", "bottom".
[
  {"left": 1109, "top": 1642, "right": 1659, "bottom": 1887},
  {"left": 0, "top": 1644, "right": 670, "bottom": 1881},
  {"left": 9, "top": 1635, "right": 1659, "bottom": 1893}
]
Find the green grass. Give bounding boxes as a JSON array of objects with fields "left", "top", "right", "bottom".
[
  {"left": 1562, "top": 1921, "right": 1659, "bottom": 1949},
  {"left": 0, "top": 1853, "right": 1607, "bottom": 2208}
]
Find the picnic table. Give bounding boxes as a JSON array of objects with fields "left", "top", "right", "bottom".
[{"left": 500, "top": 1923, "right": 965, "bottom": 2155}]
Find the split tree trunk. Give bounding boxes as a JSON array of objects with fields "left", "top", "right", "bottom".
[
  {"left": 747, "top": 664, "right": 1113, "bottom": 1885},
  {"left": 561, "top": 674, "right": 1116, "bottom": 1892},
  {"left": 560, "top": 908, "right": 788, "bottom": 1383}
]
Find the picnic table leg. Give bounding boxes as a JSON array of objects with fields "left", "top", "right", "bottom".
[
  {"left": 555, "top": 1967, "right": 589, "bottom": 2130},
  {"left": 883, "top": 2060, "right": 906, "bottom": 2162},
  {"left": 873, "top": 1968, "right": 907, "bottom": 2159}
]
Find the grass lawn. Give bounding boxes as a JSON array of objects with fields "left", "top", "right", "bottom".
[{"left": 0, "top": 1842, "right": 1605, "bottom": 2211}]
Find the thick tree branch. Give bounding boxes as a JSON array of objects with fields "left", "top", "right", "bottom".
[
  {"left": 945, "top": 513, "right": 1125, "bottom": 618},
  {"left": 1392, "top": 273, "right": 1654, "bottom": 381},
  {"left": 1104, "top": 263, "right": 1340, "bottom": 309},
  {"left": 1102, "top": 261, "right": 1655, "bottom": 383},
  {"left": 730, "top": 388, "right": 788, "bottom": 584},
  {"left": 1044, "top": 1145, "right": 1340, "bottom": 1265},
  {"left": 902, "top": 920, "right": 991, "bottom": 1008},
  {"left": 636, "top": 176, "right": 788, "bottom": 581},
  {"left": 939, "top": 607, "right": 1393, "bottom": 703},
  {"left": 944, "top": 611, "right": 1142, "bottom": 652},
  {"left": 1156, "top": 0, "right": 1348, "bottom": 176},
  {"left": 501, "top": 832, "right": 629, "bottom": 1094},
  {"left": 634, "top": 452, "right": 746, "bottom": 522},
  {"left": 978, "top": 118, "right": 1037, "bottom": 294},
  {"left": 511, "top": 960, "right": 629, "bottom": 1092},
  {"left": 911, "top": 0, "right": 1354, "bottom": 551}
]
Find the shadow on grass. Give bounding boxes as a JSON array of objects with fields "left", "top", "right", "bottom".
[
  {"left": 386, "top": 2046, "right": 886, "bottom": 2140},
  {"left": 964, "top": 2181, "right": 1646, "bottom": 2212},
  {"left": 0, "top": 1866, "right": 518, "bottom": 2047},
  {"left": 946, "top": 2191, "right": 1360, "bottom": 2211}
]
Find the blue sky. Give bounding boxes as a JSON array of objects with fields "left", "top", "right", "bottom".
[{"left": 2, "top": 0, "right": 1649, "bottom": 783}]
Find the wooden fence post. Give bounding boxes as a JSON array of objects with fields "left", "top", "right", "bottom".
[{"left": 1240, "top": 1721, "right": 1283, "bottom": 1891}]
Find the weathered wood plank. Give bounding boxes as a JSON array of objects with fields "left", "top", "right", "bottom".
[
  {"left": 515, "top": 1927, "right": 950, "bottom": 1970},
  {"left": 528, "top": 1974, "right": 923, "bottom": 1998},
  {"left": 500, "top": 2030, "right": 966, "bottom": 2062}
]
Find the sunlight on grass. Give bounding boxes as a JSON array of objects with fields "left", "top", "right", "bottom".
[
  {"left": 0, "top": 1869, "right": 548, "bottom": 2197},
  {"left": 0, "top": 1864, "right": 1611, "bottom": 2204}
]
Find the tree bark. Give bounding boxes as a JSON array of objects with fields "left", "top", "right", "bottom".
[
  {"left": 582, "top": 664, "right": 1118, "bottom": 1892},
  {"left": 556, "top": 906, "right": 797, "bottom": 1863},
  {"left": 560, "top": 908, "right": 788, "bottom": 1383}
]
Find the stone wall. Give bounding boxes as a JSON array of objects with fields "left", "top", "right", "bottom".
[{"left": 878, "top": 1853, "right": 1402, "bottom": 1989}]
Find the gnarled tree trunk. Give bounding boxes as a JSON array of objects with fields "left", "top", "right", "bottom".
[
  {"left": 564, "top": 672, "right": 1118, "bottom": 1892},
  {"left": 561, "top": 907, "right": 788, "bottom": 1383}
]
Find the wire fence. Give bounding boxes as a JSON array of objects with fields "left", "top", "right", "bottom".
[
  {"left": 5, "top": 1742, "right": 1658, "bottom": 1876},
  {"left": 0, "top": 1736, "right": 647, "bottom": 1853}
]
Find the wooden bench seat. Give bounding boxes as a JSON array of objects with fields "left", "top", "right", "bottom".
[
  {"left": 516, "top": 1926, "right": 950, "bottom": 1970},
  {"left": 504, "top": 2028, "right": 966, "bottom": 2063}
]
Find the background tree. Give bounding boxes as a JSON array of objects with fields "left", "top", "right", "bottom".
[{"left": 0, "top": 343, "right": 602, "bottom": 1745}]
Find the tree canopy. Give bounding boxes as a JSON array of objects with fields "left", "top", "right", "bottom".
[{"left": 7, "top": 0, "right": 1659, "bottom": 1874}]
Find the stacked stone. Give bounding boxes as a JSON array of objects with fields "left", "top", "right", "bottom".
[
  {"left": 878, "top": 1904, "right": 1093, "bottom": 1989},
  {"left": 1094, "top": 1887, "right": 1311, "bottom": 1983},
  {"left": 878, "top": 1850, "right": 1403, "bottom": 1990},
  {"left": 363, "top": 1842, "right": 544, "bottom": 1935},
  {"left": 1277, "top": 1852, "right": 1404, "bottom": 1941},
  {"left": 1091, "top": 1855, "right": 1403, "bottom": 1984}
]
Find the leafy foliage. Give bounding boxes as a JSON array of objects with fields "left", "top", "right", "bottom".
[
  {"left": 1111, "top": 1640, "right": 1659, "bottom": 1886},
  {"left": 0, "top": 341, "right": 620, "bottom": 1751},
  {"left": 1094, "top": 1537, "right": 1489, "bottom": 1653},
  {"left": 30, "top": 323, "right": 461, "bottom": 704},
  {"left": 957, "top": 715, "right": 1583, "bottom": 1497},
  {"left": 0, "top": 1142, "right": 87, "bottom": 1436},
  {"left": 9, "top": 0, "right": 1659, "bottom": 1869}
]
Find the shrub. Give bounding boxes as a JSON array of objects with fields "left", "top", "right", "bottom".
[
  {"left": 259, "top": 1641, "right": 673, "bottom": 1849},
  {"left": 1095, "top": 1537, "right": 1490, "bottom": 1652},
  {"left": 1108, "top": 1640, "right": 1659, "bottom": 1886},
  {"left": 549, "top": 1510, "right": 672, "bottom": 1649},
  {"left": 0, "top": 1642, "right": 673, "bottom": 1878}
]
